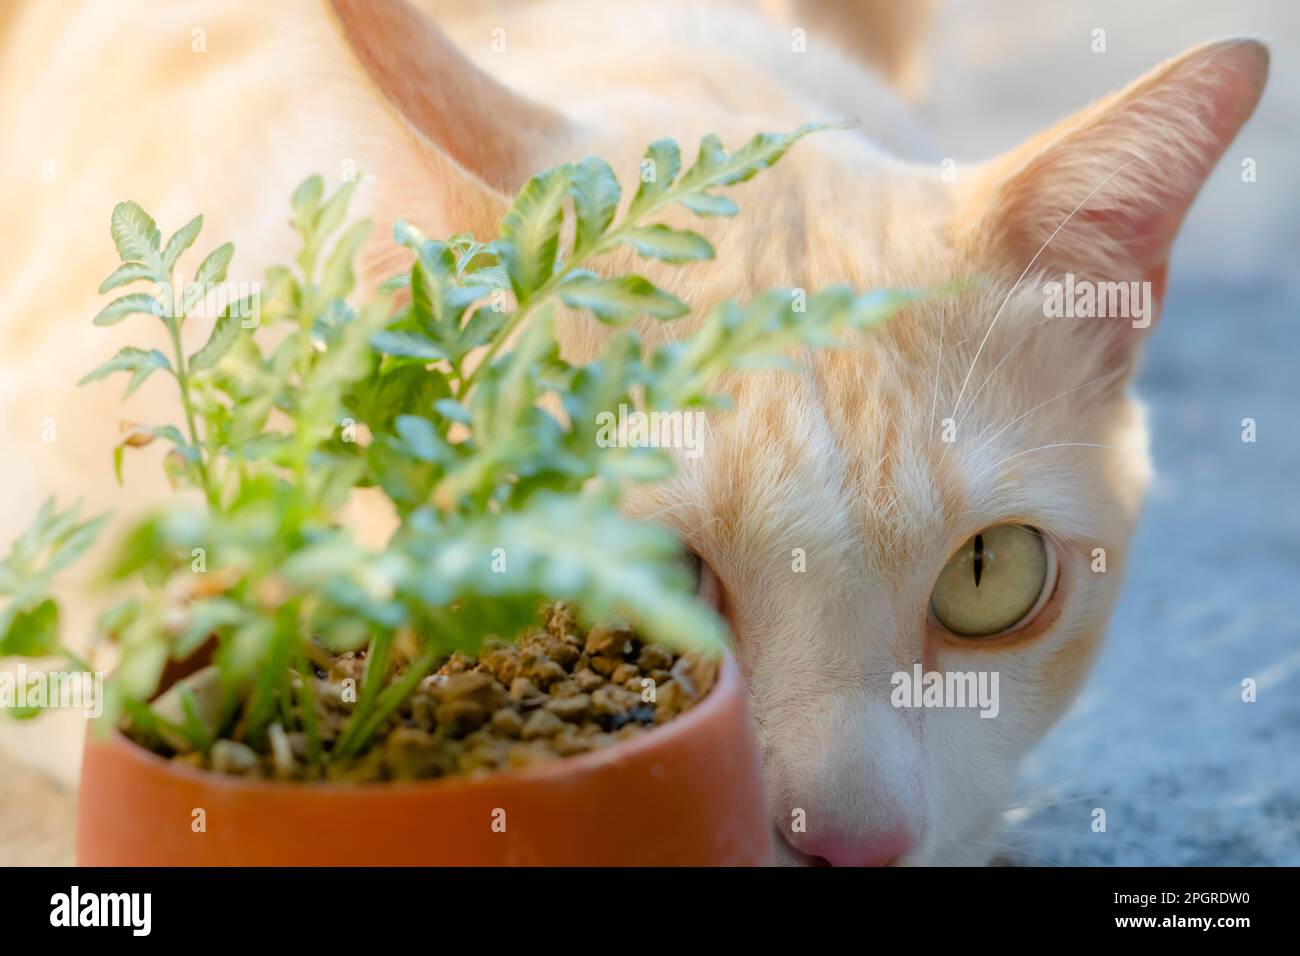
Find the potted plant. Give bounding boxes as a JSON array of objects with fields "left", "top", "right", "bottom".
[{"left": 0, "top": 126, "right": 906, "bottom": 865}]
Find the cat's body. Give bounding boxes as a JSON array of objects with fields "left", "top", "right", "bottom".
[{"left": 0, "top": 0, "right": 1267, "bottom": 864}]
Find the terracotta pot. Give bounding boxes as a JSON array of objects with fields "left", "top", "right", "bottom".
[{"left": 77, "top": 651, "right": 772, "bottom": 865}]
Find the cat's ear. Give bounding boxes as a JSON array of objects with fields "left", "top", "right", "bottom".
[
  {"left": 961, "top": 38, "right": 1267, "bottom": 329},
  {"left": 328, "top": 0, "right": 571, "bottom": 232}
]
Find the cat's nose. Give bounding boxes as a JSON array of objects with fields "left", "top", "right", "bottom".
[
  {"left": 770, "top": 695, "right": 924, "bottom": 866},
  {"left": 785, "top": 828, "right": 913, "bottom": 867}
]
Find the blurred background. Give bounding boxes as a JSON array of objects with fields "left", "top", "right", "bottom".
[{"left": 922, "top": 0, "right": 1298, "bottom": 865}]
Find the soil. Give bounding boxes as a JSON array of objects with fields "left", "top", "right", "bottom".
[{"left": 130, "top": 603, "right": 718, "bottom": 783}]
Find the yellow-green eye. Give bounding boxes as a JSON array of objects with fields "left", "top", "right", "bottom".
[{"left": 930, "top": 524, "right": 1053, "bottom": 638}]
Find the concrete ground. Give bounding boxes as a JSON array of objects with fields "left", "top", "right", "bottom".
[
  {"left": 923, "top": 0, "right": 1299, "bottom": 865},
  {"left": 0, "top": 751, "right": 74, "bottom": 865}
]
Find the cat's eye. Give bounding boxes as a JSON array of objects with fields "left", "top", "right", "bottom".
[
  {"left": 682, "top": 549, "right": 723, "bottom": 612},
  {"left": 929, "top": 524, "right": 1055, "bottom": 638}
]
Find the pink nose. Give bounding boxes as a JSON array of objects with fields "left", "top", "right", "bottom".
[{"left": 792, "top": 830, "right": 913, "bottom": 867}]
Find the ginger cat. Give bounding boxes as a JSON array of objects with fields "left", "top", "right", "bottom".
[{"left": 0, "top": 0, "right": 1267, "bottom": 865}]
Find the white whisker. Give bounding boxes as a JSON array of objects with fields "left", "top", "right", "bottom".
[
  {"left": 956, "top": 332, "right": 1034, "bottom": 432},
  {"left": 958, "top": 312, "right": 1077, "bottom": 435},
  {"left": 940, "top": 160, "right": 1137, "bottom": 466},
  {"left": 968, "top": 442, "right": 1115, "bottom": 486},
  {"left": 969, "top": 369, "right": 1122, "bottom": 460}
]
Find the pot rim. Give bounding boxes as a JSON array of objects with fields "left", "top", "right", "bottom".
[{"left": 87, "top": 648, "right": 744, "bottom": 796}]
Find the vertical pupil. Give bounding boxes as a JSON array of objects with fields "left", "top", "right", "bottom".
[{"left": 972, "top": 533, "right": 984, "bottom": 588}]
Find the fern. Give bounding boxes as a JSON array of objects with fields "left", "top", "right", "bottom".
[{"left": 0, "top": 127, "right": 912, "bottom": 761}]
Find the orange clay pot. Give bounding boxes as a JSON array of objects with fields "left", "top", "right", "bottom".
[{"left": 77, "top": 651, "right": 772, "bottom": 866}]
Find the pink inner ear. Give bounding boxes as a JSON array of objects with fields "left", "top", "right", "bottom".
[
  {"left": 1098, "top": 58, "right": 1260, "bottom": 275},
  {"left": 1073, "top": 171, "right": 1197, "bottom": 337},
  {"left": 1075, "top": 187, "right": 1182, "bottom": 290},
  {"left": 991, "top": 39, "right": 1268, "bottom": 291}
]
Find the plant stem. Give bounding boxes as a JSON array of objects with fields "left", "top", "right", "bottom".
[
  {"left": 163, "top": 281, "right": 217, "bottom": 507},
  {"left": 295, "top": 648, "right": 322, "bottom": 765},
  {"left": 333, "top": 642, "right": 440, "bottom": 761},
  {"left": 332, "top": 629, "right": 393, "bottom": 758}
]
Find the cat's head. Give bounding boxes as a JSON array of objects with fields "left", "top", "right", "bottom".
[{"left": 330, "top": 0, "right": 1267, "bottom": 864}]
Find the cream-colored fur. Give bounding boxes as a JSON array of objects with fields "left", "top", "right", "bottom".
[{"left": 0, "top": 0, "right": 1267, "bottom": 864}]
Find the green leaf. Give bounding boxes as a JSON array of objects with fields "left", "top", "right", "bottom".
[
  {"left": 680, "top": 125, "right": 829, "bottom": 188},
  {"left": 629, "top": 139, "right": 681, "bottom": 216},
  {"left": 0, "top": 501, "right": 107, "bottom": 648},
  {"left": 0, "top": 598, "right": 60, "bottom": 656},
  {"left": 178, "top": 686, "right": 215, "bottom": 751},
  {"left": 161, "top": 214, "right": 203, "bottom": 272},
  {"left": 115, "top": 639, "right": 168, "bottom": 703},
  {"left": 98, "top": 261, "right": 156, "bottom": 294},
  {"left": 371, "top": 330, "right": 446, "bottom": 361},
  {"left": 147, "top": 424, "right": 188, "bottom": 447},
  {"left": 313, "top": 180, "right": 358, "bottom": 243},
  {"left": 408, "top": 259, "right": 438, "bottom": 330},
  {"left": 459, "top": 306, "right": 509, "bottom": 352},
  {"left": 464, "top": 260, "right": 510, "bottom": 290},
  {"left": 617, "top": 225, "right": 714, "bottom": 263},
  {"left": 392, "top": 220, "right": 427, "bottom": 250},
  {"left": 291, "top": 175, "right": 324, "bottom": 222},
  {"left": 415, "top": 238, "right": 458, "bottom": 282},
  {"left": 121, "top": 357, "right": 169, "bottom": 397},
  {"left": 379, "top": 273, "right": 410, "bottom": 295},
  {"left": 678, "top": 192, "right": 738, "bottom": 217},
  {"left": 189, "top": 305, "right": 246, "bottom": 371},
  {"left": 570, "top": 156, "right": 621, "bottom": 256},
  {"left": 175, "top": 598, "right": 247, "bottom": 658},
  {"left": 404, "top": 496, "right": 728, "bottom": 655},
  {"left": 91, "top": 293, "right": 163, "bottom": 327},
  {"left": 433, "top": 398, "right": 472, "bottom": 425},
  {"left": 110, "top": 201, "right": 161, "bottom": 266},
  {"left": 193, "top": 242, "right": 235, "bottom": 287},
  {"left": 48, "top": 515, "right": 108, "bottom": 576},
  {"left": 395, "top": 415, "right": 445, "bottom": 463},
  {"left": 560, "top": 274, "right": 688, "bottom": 323},
  {"left": 321, "top": 219, "right": 372, "bottom": 301},
  {"left": 500, "top": 164, "right": 571, "bottom": 301},
  {"left": 78, "top": 346, "right": 173, "bottom": 396},
  {"left": 346, "top": 363, "right": 449, "bottom": 434}
]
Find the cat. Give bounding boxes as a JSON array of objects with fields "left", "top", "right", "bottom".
[{"left": 0, "top": 0, "right": 1267, "bottom": 865}]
